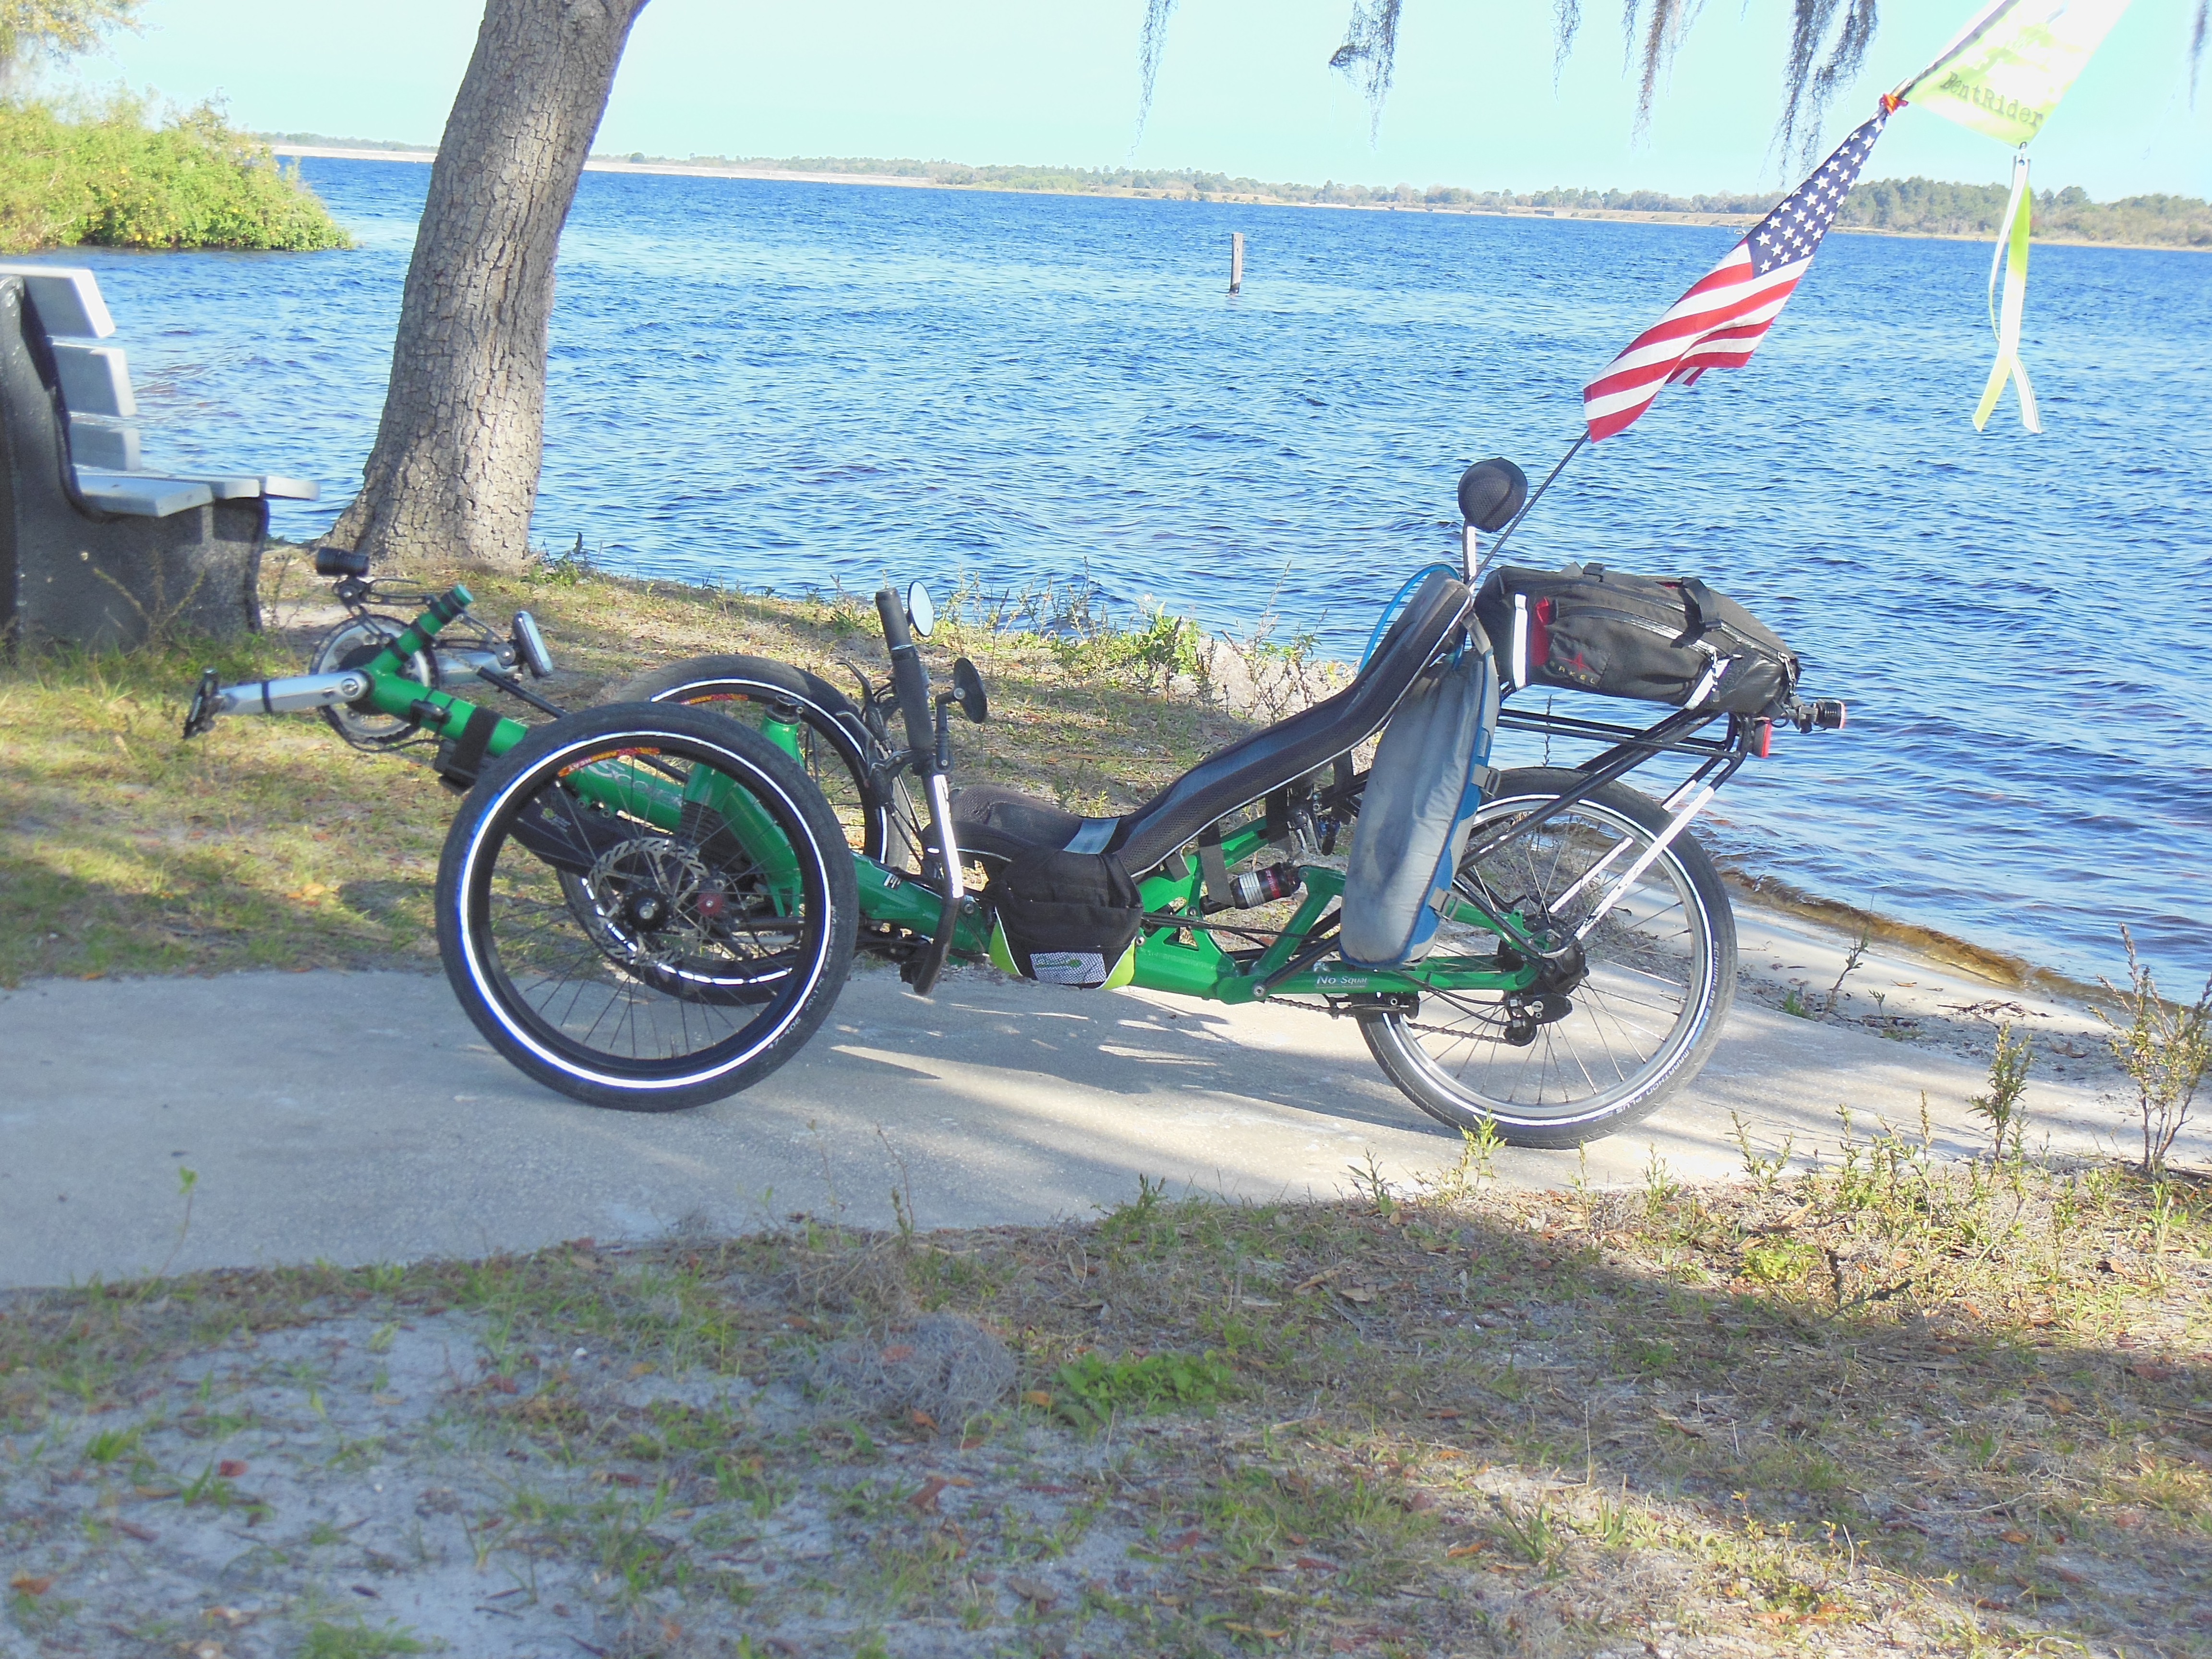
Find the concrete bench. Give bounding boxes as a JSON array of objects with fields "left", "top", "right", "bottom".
[{"left": 1, "top": 263, "right": 320, "bottom": 651}]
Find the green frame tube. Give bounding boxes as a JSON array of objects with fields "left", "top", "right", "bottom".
[
  {"left": 352, "top": 589, "right": 1539, "bottom": 1004},
  {"left": 353, "top": 587, "right": 803, "bottom": 904},
  {"left": 1120, "top": 822, "right": 1538, "bottom": 1004}
]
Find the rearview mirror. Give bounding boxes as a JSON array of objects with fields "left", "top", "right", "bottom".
[
  {"left": 905, "top": 580, "right": 936, "bottom": 640},
  {"left": 511, "top": 611, "right": 554, "bottom": 678},
  {"left": 951, "top": 657, "right": 988, "bottom": 723},
  {"left": 1456, "top": 457, "right": 1529, "bottom": 533}
]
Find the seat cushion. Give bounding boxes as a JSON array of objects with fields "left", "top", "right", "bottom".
[{"left": 950, "top": 783, "right": 1101, "bottom": 863}]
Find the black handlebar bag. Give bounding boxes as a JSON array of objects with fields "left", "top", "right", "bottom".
[
  {"left": 1474, "top": 563, "right": 1800, "bottom": 717},
  {"left": 985, "top": 848, "right": 1143, "bottom": 989}
]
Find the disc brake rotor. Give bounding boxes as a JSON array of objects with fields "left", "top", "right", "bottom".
[{"left": 582, "top": 836, "right": 717, "bottom": 970}]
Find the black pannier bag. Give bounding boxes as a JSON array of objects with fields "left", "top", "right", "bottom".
[
  {"left": 1474, "top": 562, "right": 1801, "bottom": 717},
  {"left": 984, "top": 847, "right": 1144, "bottom": 989}
]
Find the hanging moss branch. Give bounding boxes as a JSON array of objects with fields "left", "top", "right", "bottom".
[
  {"left": 1328, "top": 0, "right": 1405, "bottom": 139},
  {"left": 2193, "top": 0, "right": 2209, "bottom": 104},
  {"left": 1774, "top": 0, "right": 1880, "bottom": 167},
  {"left": 1140, "top": 2, "right": 2207, "bottom": 180},
  {"left": 1552, "top": 0, "right": 1582, "bottom": 85},
  {"left": 1134, "top": 0, "right": 1178, "bottom": 142}
]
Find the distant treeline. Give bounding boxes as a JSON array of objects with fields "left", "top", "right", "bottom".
[
  {"left": 1843, "top": 177, "right": 2210, "bottom": 247},
  {"left": 263, "top": 135, "right": 2210, "bottom": 248},
  {"left": 613, "top": 153, "right": 2212, "bottom": 248},
  {"left": 259, "top": 131, "right": 435, "bottom": 152}
]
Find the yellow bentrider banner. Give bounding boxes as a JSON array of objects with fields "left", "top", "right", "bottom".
[{"left": 1902, "top": 0, "right": 2133, "bottom": 146}]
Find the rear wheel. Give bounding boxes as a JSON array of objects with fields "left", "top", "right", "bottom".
[
  {"left": 436, "top": 703, "right": 856, "bottom": 1112},
  {"left": 1358, "top": 767, "right": 1735, "bottom": 1148}
]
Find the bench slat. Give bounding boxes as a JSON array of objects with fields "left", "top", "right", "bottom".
[
  {"left": 52, "top": 343, "right": 135, "bottom": 418},
  {"left": 73, "top": 469, "right": 215, "bottom": 517},
  {"left": 0, "top": 263, "right": 115, "bottom": 339},
  {"left": 68, "top": 418, "right": 142, "bottom": 471}
]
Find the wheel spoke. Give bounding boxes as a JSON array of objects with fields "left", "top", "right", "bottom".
[{"left": 1364, "top": 775, "right": 1731, "bottom": 1138}]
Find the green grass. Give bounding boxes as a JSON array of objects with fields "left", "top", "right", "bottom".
[
  {"left": 1045, "top": 1348, "right": 1236, "bottom": 1429},
  {"left": 0, "top": 93, "right": 349, "bottom": 253},
  {"left": 0, "top": 549, "right": 1315, "bottom": 985},
  {"left": 297, "top": 1621, "right": 428, "bottom": 1658}
]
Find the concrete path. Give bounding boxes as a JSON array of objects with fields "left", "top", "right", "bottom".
[{"left": 3, "top": 944, "right": 2175, "bottom": 1290}]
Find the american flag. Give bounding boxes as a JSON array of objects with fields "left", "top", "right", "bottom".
[{"left": 1582, "top": 109, "right": 1891, "bottom": 442}]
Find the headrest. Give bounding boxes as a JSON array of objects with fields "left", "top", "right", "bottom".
[{"left": 1456, "top": 457, "right": 1528, "bottom": 533}]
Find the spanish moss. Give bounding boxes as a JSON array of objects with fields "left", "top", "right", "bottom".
[
  {"left": 2192, "top": 0, "right": 2209, "bottom": 104},
  {"left": 1776, "top": 0, "right": 1880, "bottom": 167},
  {"left": 1627, "top": 0, "right": 1692, "bottom": 132},
  {"left": 1133, "top": 0, "right": 1178, "bottom": 144},
  {"left": 1328, "top": 0, "right": 1405, "bottom": 140},
  {"left": 1552, "top": 0, "right": 1582, "bottom": 85},
  {"left": 1140, "top": 1, "right": 2208, "bottom": 170}
]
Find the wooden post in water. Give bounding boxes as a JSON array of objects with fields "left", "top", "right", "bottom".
[{"left": 1228, "top": 232, "right": 1244, "bottom": 295}]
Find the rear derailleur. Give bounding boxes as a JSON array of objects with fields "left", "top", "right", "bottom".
[{"left": 1495, "top": 911, "right": 1587, "bottom": 1047}]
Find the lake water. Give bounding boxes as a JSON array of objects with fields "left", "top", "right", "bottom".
[{"left": 32, "top": 156, "right": 2211, "bottom": 987}]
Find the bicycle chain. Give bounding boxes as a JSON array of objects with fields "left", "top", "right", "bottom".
[{"left": 1266, "top": 995, "right": 1505, "bottom": 1039}]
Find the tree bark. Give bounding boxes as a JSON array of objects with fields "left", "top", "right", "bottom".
[{"left": 328, "top": 0, "right": 649, "bottom": 571}]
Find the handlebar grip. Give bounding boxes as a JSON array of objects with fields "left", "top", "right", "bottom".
[
  {"left": 875, "top": 588, "right": 937, "bottom": 767},
  {"left": 876, "top": 587, "right": 912, "bottom": 652}
]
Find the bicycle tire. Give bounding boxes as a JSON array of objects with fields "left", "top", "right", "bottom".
[
  {"left": 436, "top": 703, "right": 857, "bottom": 1112},
  {"left": 1358, "top": 766, "right": 1736, "bottom": 1148},
  {"left": 598, "top": 655, "right": 893, "bottom": 863}
]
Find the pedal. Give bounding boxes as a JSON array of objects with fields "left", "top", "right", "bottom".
[{"left": 181, "top": 668, "right": 220, "bottom": 739}]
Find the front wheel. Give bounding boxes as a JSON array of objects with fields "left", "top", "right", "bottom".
[
  {"left": 435, "top": 703, "right": 857, "bottom": 1112},
  {"left": 1358, "top": 767, "right": 1736, "bottom": 1148}
]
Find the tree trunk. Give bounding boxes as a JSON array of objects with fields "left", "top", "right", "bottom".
[{"left": 327, "top": 0, "right": 649, "bottom": 571}]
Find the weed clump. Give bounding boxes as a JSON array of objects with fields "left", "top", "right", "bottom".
[
  {"left": 1045, "top": 1348, "right": 1235, "bottom": 1429},
  {"left": 1967, "top": 1020, "right": 2033, "bottom": 1161},
  {"left": 2094, "top": 925, "right": 2212, "bottom": 1173},
  {"left": 808, "top": 1311, "right": 1014, "bottom": 1426}
]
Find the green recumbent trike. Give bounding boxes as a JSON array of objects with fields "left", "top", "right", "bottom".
[{"left": 184, "top": 459, "right": 1843, "bottom": 1148}]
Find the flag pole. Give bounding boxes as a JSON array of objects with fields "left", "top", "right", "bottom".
[{"left": 1480, "top": 432, "right": 1587, "bottom": 568}]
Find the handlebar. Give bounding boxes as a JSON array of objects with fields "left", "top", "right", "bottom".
[
  {"left": 874, "top": 587, "right": 964, "bottom": 998},
  {"left": 875, "top": 589, "right": 938, "bottom": 765}
]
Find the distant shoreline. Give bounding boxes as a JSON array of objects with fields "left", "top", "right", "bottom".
[{"left": 269, "top": 144, "right": 2204, "bottom": 253}]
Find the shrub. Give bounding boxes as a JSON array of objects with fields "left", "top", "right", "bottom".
[{"left": 0, "top": 93, "right": 349, "bottom": 253}]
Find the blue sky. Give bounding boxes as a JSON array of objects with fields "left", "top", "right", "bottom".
[{"left": 90, "top": 0, "right": 2212, "bottom": 199}]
